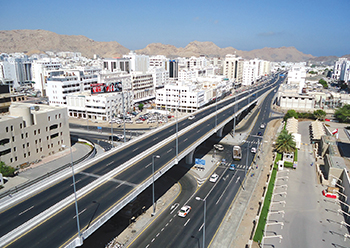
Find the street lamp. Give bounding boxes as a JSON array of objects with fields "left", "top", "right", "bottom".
[
  {"left": 151, "top": 154, "right": 160, "bottom": 216},
  {"left": 122, "top": 92, "right": 126, "bottom": 143},
  {"left": 215, "top": 88, "right": 218, "bottom": 132},
  {"left": 196, "top": 197, "right": 206, "bottom": 248},
  {"left": 175, "top": 93, "right": 180, "bottom": 164},
  {"left": 62, "top": 144, "right": 82, "bottom": 245}
]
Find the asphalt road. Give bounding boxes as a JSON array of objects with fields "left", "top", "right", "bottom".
[
  {"left": 1, "top": 74, "right": 284, "bottom": 247},
  {"left": 127, "top": 81, "right": 281, "bottom": 248}
]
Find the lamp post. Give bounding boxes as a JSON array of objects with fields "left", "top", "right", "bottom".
[
  {"left": 175, "top": 93, "right": 180, "bottom": 164},
  {"left": 151, "top": 155, "right": 160, "bottom": 216},
  {"left": 62, "top": 144, "right": 82, "bottom": 245},
  {"left": 245, "top": 141, "right": 251, "bottom": 189},
  {"left": 110, "top": 112, "right": 114, "bottom": 147},
  {"left": 196, "top": 197, "right": 206, "bottom": 248},
  {"left": 122, "top": 92, "right": 126, "bottom": 143},
  {"left": 215, "top": 88, "right": 218, "bottom": 132}
]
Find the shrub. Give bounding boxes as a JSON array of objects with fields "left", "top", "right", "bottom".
[{"left": 0, "top": 161, "right": 16, "bottom": 177}]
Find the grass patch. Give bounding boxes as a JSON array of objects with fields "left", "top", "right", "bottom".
[
  {"left": 284, "top": 161, "right": 294, "bottom": 168},
  {"left": 253, "top": 156, "right": 278, "bottom": 243},
  {"left": 294, "top": 149, "right": 298, "bottom": 162}
]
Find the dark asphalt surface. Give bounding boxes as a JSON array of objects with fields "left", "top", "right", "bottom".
[{"left": 2, "top": 74, "right": 284, "bottom": 248}]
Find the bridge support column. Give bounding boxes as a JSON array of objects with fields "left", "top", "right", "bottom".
[
  {"left": 186, "top": 149, "right": 195, "bottom": 164},
  {"left": 216, "top": 127, "right": 224, "bottom": 137}
]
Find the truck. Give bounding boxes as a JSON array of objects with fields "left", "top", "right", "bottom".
[{"left": 233, "top": 146, "right": 242, "bottom": 160}]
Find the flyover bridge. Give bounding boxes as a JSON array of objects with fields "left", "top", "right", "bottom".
[{"left": 0, "top": 74, "right": 285, "bottom": 248}]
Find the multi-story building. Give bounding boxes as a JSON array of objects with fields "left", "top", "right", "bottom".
[
  {"left": 332, "top": 58, "right": 347, "bottom": 80},
  {"left": 0, "top": 102, "right": 70, "bottom": 169},
  {"left": 287, "top": 63, "right": 307, "bottom": 94},
  {"left": 223, "top": 54, "right": 243, "bottom": 84},
  {"left": 31, "top": 58, "right": 62, "bottom": 95},
  {"left": 66, "top": 91, "right": 134, "bottom": 121},
  {"left": 46, "top": 69, "right": 97, "bottom": 106},
  {"left": 123, "top": 51, "right": 149, "bottom": 73},
  {"left": 102, "top": 58, "right": 130, "bottom": 73},
  {"left": 169, "top": 59, "right": 179, "bottom": 79},
  {"left": 149, "top": 55, "right": 168, "bottom": 70},
  {"left": 0, "top": 56, "right": 33, "bottom": 88},
  {"left": 148, "top": 67, "right": 169, "bottom": 89},
  {"left": 131, "top": 72, "right": 155, "bottom": 103}
]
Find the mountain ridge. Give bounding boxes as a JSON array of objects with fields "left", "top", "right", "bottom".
[{"left": 0, "top": 29, "right": 339, "bottom": 62}]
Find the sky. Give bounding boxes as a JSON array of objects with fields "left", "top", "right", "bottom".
[{"left": 0, "top": 0, "right": 349, "bottom": 57}]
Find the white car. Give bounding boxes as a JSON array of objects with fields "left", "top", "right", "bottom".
[
  {"left": 188, "top": 115, "right": 195, "bottom": 120},
  {"left": 213, "top": 144, "right": 224, "bottom": 151},
  {"left": 260, "top": 123, "right": 265, "bottom": 129},
  {"left": 251, "top": 147, "right": 257, "bottom": 153},
  {"left": 135, "top": 119, "right": 143, "bottom": 124},
  {"left": 209, "top": 173, "right": 219, "bottom": 183},
  {"left": 178, "top": 205, "right": 191, "bottom": 217}
]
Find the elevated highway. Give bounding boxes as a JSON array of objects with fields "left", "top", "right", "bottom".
[{"left": 0, "top": 74, "right": 285, "bottom": 248}]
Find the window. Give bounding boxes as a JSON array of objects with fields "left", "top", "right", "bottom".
[
  {"left": 6, "top": 127, "right": 8, "bottom": 132},
  {"left": 26, "top": 133, "right": 28, "bottom": 138},
  {"left": 21, "top": 134, "right": 24, "bottom": 139},
  {"left": 28, "top": 152, "right": 30, "bottom": 156},
  {"left": 24, "top": 153, "right": 26, "bottom": 158},
  {"left": 11, "top": 125, "right": 13, "bottom": 131},
  {"left": 40, "top": 147, "right": 42, "bottom": 152},
  {"left": 12, "top": 136, "right": 15, "bottom": 142},
  {"left": 34, "top": 130, "right": 37, "bottom": 135},
  {"left": 14, "top": 147, "right": 16, "bottom": 152},
  {"left": 23, "top": 144, "right": 25, "bottom": 149},
  {"left": 36, "top": 148, "right": 38, "bottom": 153},
  {"left": 15, "top": 156, "right": 17, "bottom": 161},
  {"left": 39, "top": 138, "right": 41, "bottom": 143},
  {"left": 20, "top": 123, "right": 22, "bottom": 129},
  {"left": 38, "top": 129, "right": 40, "bottom": 134},
  {"left": 27, "top": 142, "right": 29, "bottom": 147}
]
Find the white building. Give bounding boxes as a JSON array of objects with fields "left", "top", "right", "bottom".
[
  {"left": 31, "top": 58, "right": 62, "bottom": 94},
  {"left": 123, "top": 51, "right": 149, "bottom": 73},
  {"left": 102, "top": 58, "right": 130, "bottom": 73},
  {"left": 148, "top": 67, "right": 169, "bottom": 89},
  {"left": 46, "top": 69, "right": 97, "bottom": 106},
  {"left": 332, "top": 58, "right": 350, "bottom": 82},
  {"left": 131, "top": 72, "right": 155, "bottom": 103},
  {"left": 287, "top": 63, "right": 307, "bottom": 94},
  {"left": 0, "top": 102, "right": 70, "bottom": 169},
  {"left": 66, "top": 91, "right": 134, "bottom": 121},
  {"left": 0, "top": 56, "right": 33, "bottom": 88},
  {"left": 149, "top": 55, "right": 168, "bottom": 70}
]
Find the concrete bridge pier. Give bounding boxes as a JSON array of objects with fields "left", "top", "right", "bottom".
[{"left": 186, "top": 149, "right": 195, "bottom": 164}]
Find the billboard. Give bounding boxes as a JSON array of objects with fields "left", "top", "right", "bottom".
[{"left": 91, "top": 82, "right": 122, "bottom": 94}]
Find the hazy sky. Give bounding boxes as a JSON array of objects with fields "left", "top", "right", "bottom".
[{"left": 1, "top": 0, "right": 349, "bottom": 57}]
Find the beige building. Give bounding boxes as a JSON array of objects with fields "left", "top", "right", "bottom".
[
  {"left": 0, "top": 103, "right": 70, "bottom": 169},
  {"left": 223, "top": 54, "right": 243, "bottom": 84}
]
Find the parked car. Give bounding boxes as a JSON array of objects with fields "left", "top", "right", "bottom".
[
  {"left": 178, "top": 205, "right": 191, "bottom": 217},
  {"left": 135, "top": 119, "right": 143, "bottom": 124},
  {"left": 251, "top": 147, "right": 257, "bottom": 153},
  {"left": 209, "top": 173, "right": 219, "bottom": 183}
]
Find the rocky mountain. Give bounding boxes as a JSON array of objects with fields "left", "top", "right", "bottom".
[
  {"left": 0, "top": 29, "right": 340, "bottom": 63},
  {"left": 0, "top": 29, "right": 129, "bottom": 58}
]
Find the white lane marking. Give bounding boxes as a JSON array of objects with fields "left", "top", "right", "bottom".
[
  {"left": 106, "top": 161, "right": 113, "bottom": 166},
  {"left": 167, "top": 149, "right": 172, "bottom": 153},
  {"left": 161, "top": 228, "right": 164, "bottom": 232},
  {"left": 236, "top": 176, "right": 240, "bottom": 183},
  {"left": 216, "top": 174, "right": 237, "bottom": 205},
  {"left": 19, "top": 206, "right": 34, "bottom": 216},
  {"left": 196, "top": 130, "right": 201, "bottom": 133},
  {"left": 165, "top": 223, "right": 169, "bottom": 227},
  {"left": 207, "top": 124, "right": 210, "bottom": 126},
  {"left": 170, "top": 218, "right": 173, "bottom": 222},
  {"left": 184, "top": 218, "right": 191, "bottom": 226},
  {"left": 199, "top": 223, "right": 204, "bottom": 231},
  {"left": 156, "top": 233, "right": 160, "bottom": 237},
  {"left": 184, "top": 138, "right": 188, "bottom": 142},
  {"left": 71, "top": 178, "right": 82, "bottom": 186},
  {"left": 153, "top": 137, "right": 159, "bottom": 141},
  {"left": 73, "top": 208, "right": 87, "bottom": 219},
  {"left": 145, "top": 162, "right": 152, "bottom": 168},
  {"left": 151, "top": 238, "right": 155, "bottom": 242},
  {"left": 145, "top": 245, "right": 150, "bottom": 248},
  {"left": 169, "top": 129, "right": 174, "bottom": 132},
  {"left": 133, "top": 147, "right": 139, "bottom": 152}
]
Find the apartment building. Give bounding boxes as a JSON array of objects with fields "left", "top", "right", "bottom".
[
  {"left": 102, "top": 58, "right": 130, "bottom": 73},
  {"left": 123, "top": 51, "right": 149, "bottom": 73},
  {"left": 223, "top": 54, "right": 243, "bottom": 84},
  {"left": 0, "top": 102, "right": 70, "bottom": 169},
  {"left": 66, "top": 91, "right": 134, "bottom": 121},
  {"left": 131, "top": 72, "right": 155, "bottom": 103},
  {"left": 46, "top": 69, "right": 98, "bottom": 106},
  {"left": 31, "top": 58, "right": 62, "bottom": 94},
  {"left": 287, "top": 63, "right": 307, "bottom": 93}
]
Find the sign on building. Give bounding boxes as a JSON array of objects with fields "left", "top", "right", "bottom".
[{"left": 91, "top": 82, "right": 122, "bottom": 94}]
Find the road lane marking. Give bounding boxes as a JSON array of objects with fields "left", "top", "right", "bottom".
[
  {"left": 199, "top": 223, "right": 204, "bottom": 231},
  {"left": 153, "top": 137, "right": 159, "bottom": 141},
  {"left": 106, "top": 161, "right": 113, "bottom": 166},
  {"left": 151, "top": 238, "right": 155, "bottom": 242},
  {"left": 133, "top": 147, "right": 139, "bottom": 152},
  {"left": 73, "top": 208, "right": 86, "bottom": 219},
  {"left": 156, "top": 233, "right": 160, "bottom": 237},
  {"left": 167, "top": 149, "right": 172, "bottom": 153},
  {"left": 70, "top": 178, "right": 82, "bottom": 186},
  {"left": 216, "top": 174, "right": 237, "bottom": 205},
  {"left": 146, "top": 245, "right": 150, "bottom": 248},
  {"left": 18, "top": 206, "right": 34, "bottom": 216},
  {"left": 161, "top": 228, "right": 164, "bottom": 232},
  {"left": 184, "top": 218, "right": 191, "bottom": 226},
  {"left": 145, "top": 163, "right": 152, "bottom": 168},
  {"left": 166, "top": 223, "right": 169, "bottom": 227},
  {"left": 184, "top": 138, "right": 188, "bottom": 142},
  {"left": 196, "top": 130, "right": 201, "bottom": 133}
]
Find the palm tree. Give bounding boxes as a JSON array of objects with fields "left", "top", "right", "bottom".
[{"left": 275, "top": 129, "right": 296, "bottom": 153}]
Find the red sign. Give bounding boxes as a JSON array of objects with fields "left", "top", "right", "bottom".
[{"left": 91, "top": 82, "right": 122, "bottom": 94}]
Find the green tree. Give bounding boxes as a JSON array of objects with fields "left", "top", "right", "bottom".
[
  {"left": 313, "top": 109, "right": 326, "bottom": 120},
  {"left": 283, "top": 109, "right": 298, "bottom": 122},
  {"left": 138, "top": 103, "right": 144, "bottom": 111},
  {"left": 275, "top": 129, "right": 296, "bottom": 153},
  {"left": 334, "top": 104, "right": 350, "bottom": 123},
  {"left": 0, "top": 161, "right": 16, "bottom": 177},
  {"left": 319, "top": 79, "right": 328, "bottom": 89}
]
